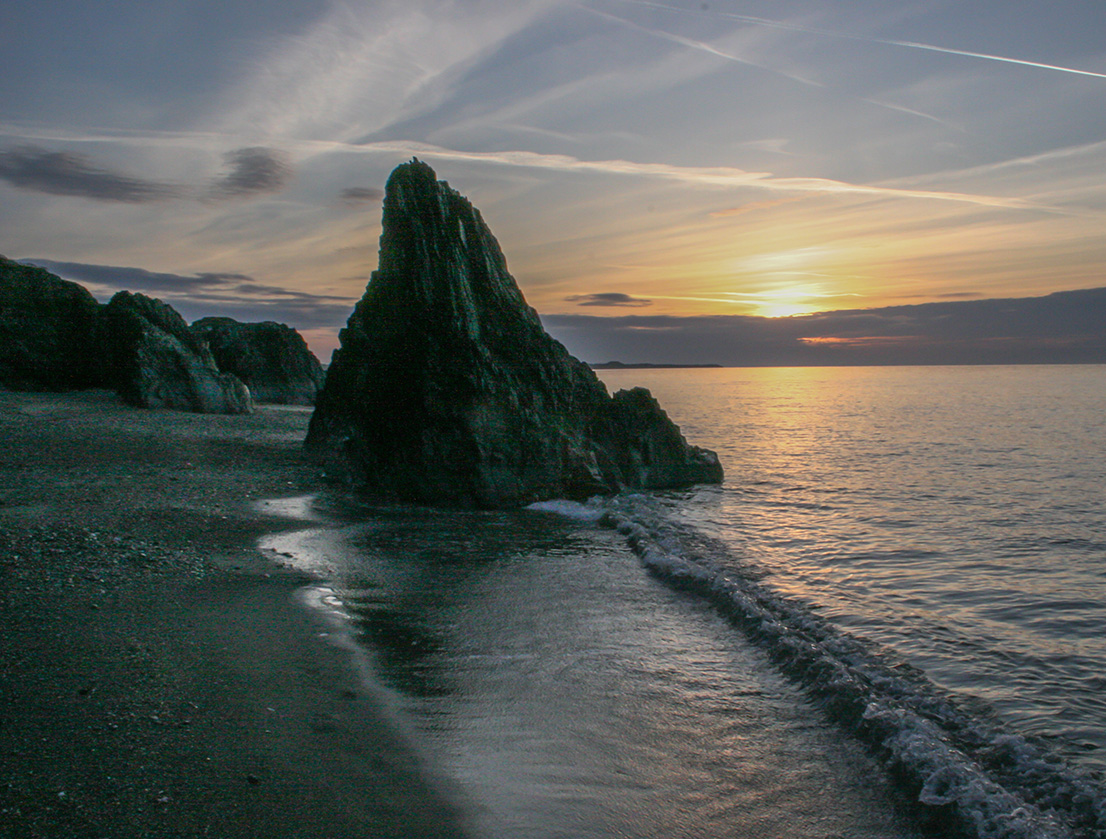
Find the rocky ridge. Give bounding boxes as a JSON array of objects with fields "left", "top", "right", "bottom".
[
  {"left": 0, "top": 256, "right": 104, "bottom": 391},
  {"left": 306, "top": 159, "right": 722, "bottom": 507},
  {"left": 98, "top": 291, "right": 253, "bottom": 414},
  {"left": 1, "top": 255, "right": 322, "bottom": 414},
  {"left": 192, "top": 317, "right": 325, "bottom": 405}
]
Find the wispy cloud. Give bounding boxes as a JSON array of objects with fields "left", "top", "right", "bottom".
[
  {"left": 23, "top": 259, "right": 356, "bottom": 328},
  {"left": 355, "top": 139, "right": 1044, "bottom": 209},
  {"left": 709, "top": 197, "right": 804, "bottom": 217},
  {"left": 0, "top": 146, "right": 181, "bottom": 202},
  {"left": 586, "top": 6, "right": 974, "bottom": 132},
  {"left": 567, "top": 291, "right": 653, "bottom": 307},
  {"left": 23, "top": 260, "right": 238, "bottom": 292},
  {"left": 340, "top": 186, "right": 384, "bottom": 204},
  {"left": 891, "top": 139, "right": 1106, "bottom": 185},
  {"left": 611, "top": 0, "right": 1106, "bottom": 81},
  {"left": 209, "top": 147, "right": 292, "bottom": 198},
  {"left": 211, "top": 0, "right": 564, "bottom": 143},
  {"left": 582, "top": 6, "right": 825, "bottom": 89},
  {"left": 1, "top": 126, "right": 1046, "bottom": 213}
]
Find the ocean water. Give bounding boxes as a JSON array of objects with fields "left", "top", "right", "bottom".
[{"left": 264, "top": 365, "right": 1106, "bottom": 839}]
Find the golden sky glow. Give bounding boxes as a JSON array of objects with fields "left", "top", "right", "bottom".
[{"left": 4, "top": 1, "right": 1106, "bottom": 361}]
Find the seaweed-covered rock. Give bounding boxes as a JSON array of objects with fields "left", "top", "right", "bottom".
[
  {"left": 306, "top": 160, "right": 721, "bottom": 507},
  {"left": 191, "top": 317, "right": 325, "bottom": 405},
  {"left": 99, "top": 291, "right": 251, "bottom": 414},
  {"left": 0, "top": 256, "right": 104, "bottom": 390}
]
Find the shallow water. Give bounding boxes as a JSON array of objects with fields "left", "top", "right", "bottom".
[
  {"left": 265, "top": 364, "right": 1106, "bottom": 839},
  {"left": 266, "top": 508, "right": 926, "bottom": 839}
]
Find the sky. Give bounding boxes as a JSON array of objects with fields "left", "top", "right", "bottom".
[{"left": 3, "top": 0, "right": 1106, "bottom": 364}]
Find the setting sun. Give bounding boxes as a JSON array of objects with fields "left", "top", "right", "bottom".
[
  {"left": 738, "top": 284, "right": 831, "bottom": 318},
  {"left": 755, "top": 298, "right": 819, "bottom": 318}
]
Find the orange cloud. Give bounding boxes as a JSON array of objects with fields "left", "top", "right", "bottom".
[{"left": 709, "top": 197, "right": 804, "bottom": 217}]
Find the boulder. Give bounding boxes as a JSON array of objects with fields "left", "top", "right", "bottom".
[
  {"left": 191, "top": 317, "right": 325, "bottom": 405},
  {"left": 99, "top": 291, "right": 251, "bottom": 414},
  {"left": 306, "top": 159, "right": 721, "bottom": 507},
  {"left": 0, "top": 256, "right": 104, "bottom": 390}
]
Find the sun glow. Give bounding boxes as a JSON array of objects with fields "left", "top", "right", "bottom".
[
  {"left": 758, "top": 300, "right": 817, "bottom": 318},
  {"left": 735, "top": 284, "right": 831, "bottom": 318}
]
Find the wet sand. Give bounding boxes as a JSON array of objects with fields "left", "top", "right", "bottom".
[{"left": 0, "top": 389, "right": 468, "bottom": 838}]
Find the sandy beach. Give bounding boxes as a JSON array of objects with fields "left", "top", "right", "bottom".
[{"left": 0, "top": 389, "right": 468, "bottom": 838}]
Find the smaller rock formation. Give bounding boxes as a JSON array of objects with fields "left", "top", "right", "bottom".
[
  {"left": 307, "top": 160, "right": 722, "bottom": 507},
  {"left": 191, "top": 317, "right": 325, "bottom": 405},
  {"left": 600, "top": 387, "right": 721, "bottom": 489},
  {"left": 0, "top": 256, "right": 104, "bottom": 391},
  {"left": 99, "top": 291, "right": 251, "bottom": 414}
]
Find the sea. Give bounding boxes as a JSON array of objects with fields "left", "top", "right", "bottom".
[{"left": 261, "top": 365, "right": 1106, "bottom": 839}]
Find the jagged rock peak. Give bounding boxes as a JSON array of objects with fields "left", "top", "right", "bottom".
[
  {"left": 307, "top": 159, "right": 722, "bottom": 508},
  {"left": 368, "top": 158, "right": 543, "bottom": 344}
]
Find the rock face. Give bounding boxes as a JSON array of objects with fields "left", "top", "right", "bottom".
[
  {"left": 0, "top": 256, "right": 104, "bottom": 390},
  {"left": 192, "top": 317, "right": 325, "bottom": 405},
  {"left": 306, "top": 160, "right": 722, "bottom": 507},
  {"left": 99, "top": 291, "right": 252, "bottom": 414}
]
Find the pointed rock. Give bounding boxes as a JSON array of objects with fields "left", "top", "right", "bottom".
[{"left": 306, "top": 160, "right": 721, "bottom": 507}]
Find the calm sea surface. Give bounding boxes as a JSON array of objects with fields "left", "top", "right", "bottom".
[
  {"left": 268, "top": 365, "right": 1106, "bottom": 839},
  {"left": 601, "top": 365, "right": 1106, "bottom": 769}
]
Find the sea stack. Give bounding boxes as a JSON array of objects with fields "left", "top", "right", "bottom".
[{"left": 306, "top": 159, "right": 722, "bottom": 507}]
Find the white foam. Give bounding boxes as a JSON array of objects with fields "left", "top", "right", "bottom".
[
  {"left": 525, "top": 499, "right": 606, "bottom": 521},
  {"left": 253, "top": 494, "right": 324, "bottom": 522},
  {"left": 595, "top": 495, "right": 1106, "bottom": 839}
]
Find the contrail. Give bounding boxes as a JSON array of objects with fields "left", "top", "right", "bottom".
[
  {"left": 584, "top": 6, "right": 825, "bottom": 88},
  {"left": 584, "top": 6, "right": 964, "bottom": 129},
  {"left": 612, "top": 0, "right": 1106, "bottom": 80}
]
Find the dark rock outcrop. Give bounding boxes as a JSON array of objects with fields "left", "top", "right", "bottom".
[
  {"left": 0, "top": 256, "right": 104, "bottom": 391},
  {"left": 99, "top": 291, "right": 251, "bottom": 414},
  {"left": 192, "top": 317, "right": 325, "bottom": 405},
  {"left": 306, "top": 160, "right": 721, "bottom": 507}
]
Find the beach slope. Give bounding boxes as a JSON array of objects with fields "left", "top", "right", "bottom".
[{"left": 0, "top": 389, "right": 467, "bottom": 838}]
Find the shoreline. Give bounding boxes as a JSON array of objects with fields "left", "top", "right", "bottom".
[{"left": 0, "top": 389, "right": 468, "bottom": 838}]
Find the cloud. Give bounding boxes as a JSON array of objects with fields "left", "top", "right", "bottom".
[
  {"left": 340, "top": 186, "right": 384, "bottom": 204},
  {"left": 22, "top": 259, "right": 355, "bottom": 329},
  {"left": 709, "top": 197, "right": 804, "bottom": 217},
  {"left": 542, "top": 287, "right": 1106, "bottom": 366},
  {"left": 213, "top": 0, "right": 562, "bottom": 143},
  {"left": 0, "top": 146, "right": 181, "bottom": 202},
  {"left": 615, "top": 0, "right": 1106, "bottom": 81},
  {"left": 583, "top": 6, "right": 826, "bottom": 89},
  {"left": 585, "top": 5, "right": 963, "bottom": 131},
  {"left": 354, "top": 140, "right": 1045, "bottom": 210},
  {"left": 567, "top": 292, "right": 653, "bottom": 307},
  {"left": 24, "top": 260, "right": 228, "bottom": 292},
  {"left": 210, "top": 147, "right": 292, "bottom": 198}
]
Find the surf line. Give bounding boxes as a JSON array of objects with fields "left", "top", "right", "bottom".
[{"left": 595, "top": 500, "right": 1105, "bottom": 839}]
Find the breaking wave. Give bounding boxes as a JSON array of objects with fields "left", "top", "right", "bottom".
[{"left": 546, "top": 495, "right": 1106, "bottom": 839}]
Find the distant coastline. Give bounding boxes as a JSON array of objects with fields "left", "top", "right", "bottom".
[{"left": 589, "top": 361, "right": 723, "bottom": 370}]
